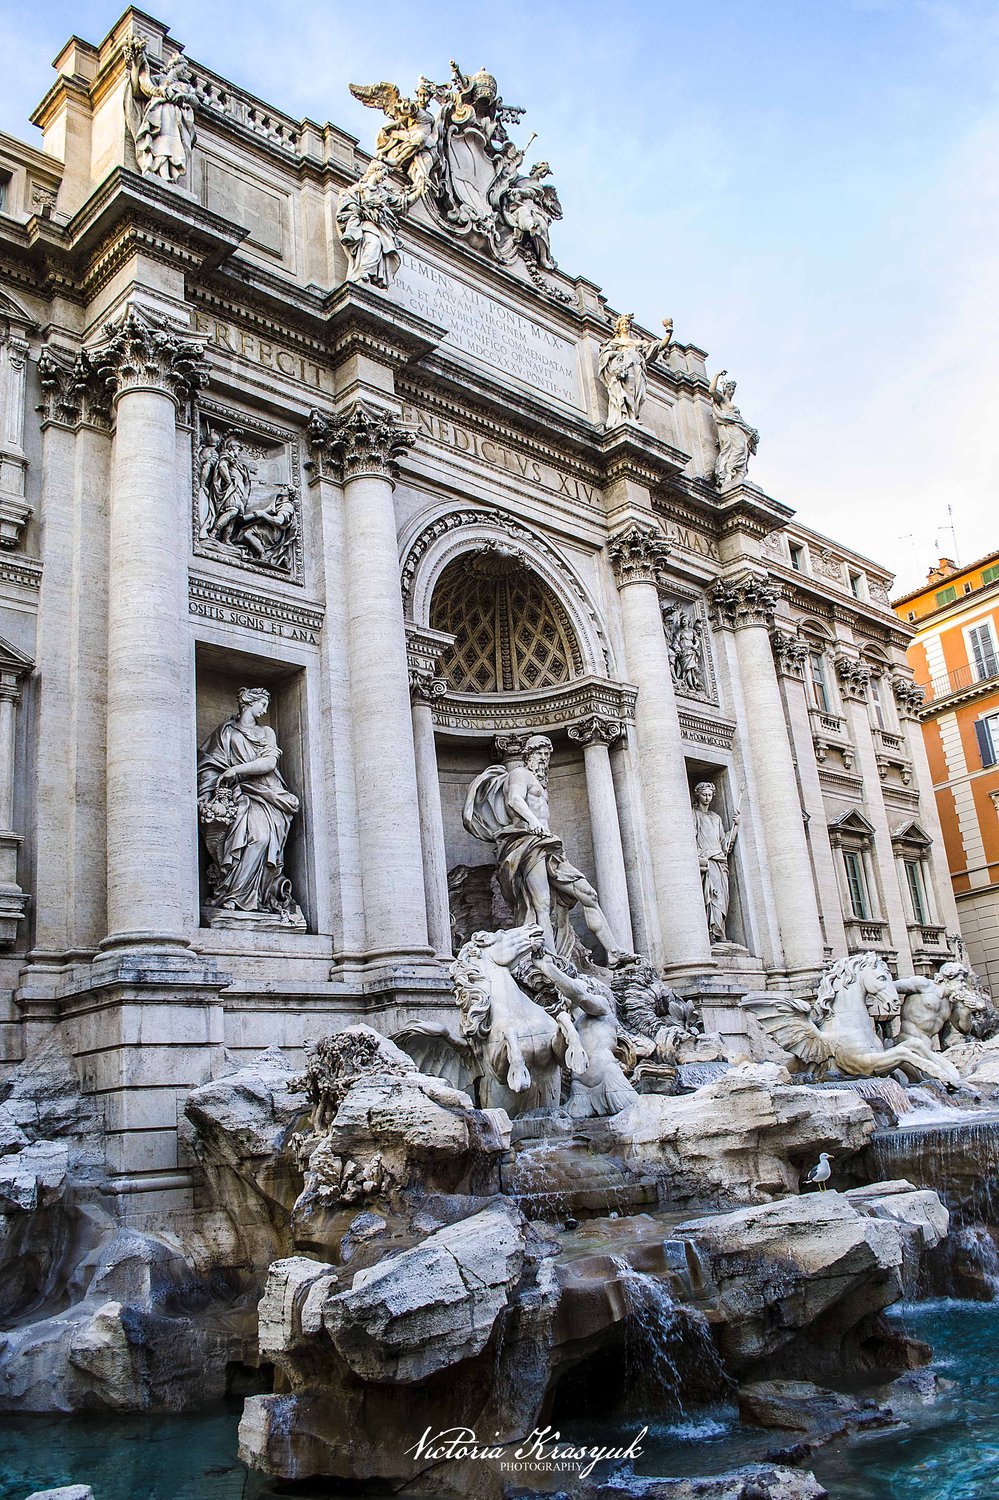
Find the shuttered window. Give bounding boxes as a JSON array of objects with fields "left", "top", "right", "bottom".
[{"left": 968, "top": 623, "right": 999, "bottom": 683}]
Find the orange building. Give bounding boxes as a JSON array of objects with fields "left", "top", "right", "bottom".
[{"left": 894, "top": 553, "right": 999, "bottom": 993}]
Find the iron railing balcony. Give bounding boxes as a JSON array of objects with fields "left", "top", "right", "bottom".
[{"left": 917, "top": 660, "right": 999, "bottom": 705}]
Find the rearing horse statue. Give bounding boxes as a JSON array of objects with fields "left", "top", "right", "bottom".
[{"left": 742, "top": 951, "right": 963, "bottom": 1087}]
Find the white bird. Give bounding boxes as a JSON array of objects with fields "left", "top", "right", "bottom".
[{"left": 803, "top": 1152, "right": 834, "bottom": 1191}]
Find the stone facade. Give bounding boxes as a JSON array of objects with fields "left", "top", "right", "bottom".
[{"left": 0, "top": 9, "right": 959, "bottom": 1227}]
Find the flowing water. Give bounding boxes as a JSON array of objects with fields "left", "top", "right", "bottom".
[{"left": 1, "top": 1302, "right": 998, "bottom": 1499}]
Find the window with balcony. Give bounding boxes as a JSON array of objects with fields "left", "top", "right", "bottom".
[
  {"left": 868, "top": 670, "right": 890, "bottom": 731},
  {"left": 843, "top": 850, "right": 871, "bottom": 919},
  {"left": 829, "top": 810, "right": 884, "bottom": 944},
  {"left": 808, "top": 651, "right": 832, "bottom": 713},
  {"left": 903, "top": 859, "right": 929, "bottom": 925},
  {"left": 967, "top": 621, "right": 999, "bottom": 683}
]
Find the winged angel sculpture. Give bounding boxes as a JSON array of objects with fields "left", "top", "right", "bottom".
[
  {"left": 342, "top": 63, "right": 564, "bottom": 290},
  {"left": 741, "top": 951, "right": 963, "bottom": 1087}
]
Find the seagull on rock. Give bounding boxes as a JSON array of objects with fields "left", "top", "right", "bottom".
[{"left": 803, "top": 1152, "right": 833, "bottom": 1191}]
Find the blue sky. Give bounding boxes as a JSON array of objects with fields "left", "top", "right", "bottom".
[{"left": 0, "top": 0, "right": 994, "bottom": 590}]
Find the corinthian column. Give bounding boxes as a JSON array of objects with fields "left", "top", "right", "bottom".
[
  {"left": 309, "top": 405, "right": 430, "bottom": 959},
  {"left": 567, "top": 716, "right": 634, "bottom": 953},
  {"left": 86, "top": 305, "right": 208, "bottom": 951},
  {"left": 608, "top": 525, "right": 712, "bottom": 971},
  {"left": 711, "top": 573, "right": 824, "bottom": 978}
]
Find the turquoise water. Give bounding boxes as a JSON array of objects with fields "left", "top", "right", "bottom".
[{"left": 0, "top": 1301, "right": 996, "bottom": 1499}]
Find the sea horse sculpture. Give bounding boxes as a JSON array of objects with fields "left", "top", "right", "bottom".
[{"left": 741, "top": 951, "right": 963, "bottom": 1087}]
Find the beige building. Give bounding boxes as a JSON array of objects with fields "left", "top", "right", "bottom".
[{"left": 0, "top": 9, "right": 958, "bottom": 1225}]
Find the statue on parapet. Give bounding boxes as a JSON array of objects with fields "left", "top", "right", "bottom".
[
  {"left": 463, "top": 733, "right": 636, "bottom": 967},
  {"left": 709, "top": 370, "right": 759, "bottom": 489},
  {"left": 124, "top": 36, "right": 198, "bottom": 184},
  {"left": 490, "top": 146, "right": 563, "bottom": 269},
  {"left": 348, "top": 78, "right": 443, "bottom": 197},
  {"left": 335, "top": 160, "right": 417, "bottom": 289},
  {"left": 598, "top": 314, "right": 673, "bottom": 427}
]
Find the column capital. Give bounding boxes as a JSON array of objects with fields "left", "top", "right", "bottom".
[
  {"left": 567, "top": 715, "right": 624, "bottom": 747},
  {"left": 308, "top": 402, "right": 415, "bottom": 483},
  {"left": 770, "top": 626, "right": 810, "bottom": 678},
  {"left": 78, "top": 304, "right": 210, "bottom": 415},
  {"left": 834, "top": 653, "right": 871, "bottom": 702},
  {"left": 891, "top": 674, "right": 925, "bottom": 719},
  {"left": 709, "top": 570, "right": 780, "bottom": 630},
  {"left": 409, "top": 668, "right": 448, "bottom": 703},
  {"left": 607, "top": 522, "right": 671, "bottom": 588}
]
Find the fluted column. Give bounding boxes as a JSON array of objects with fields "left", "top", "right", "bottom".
[
  {"left": 608, "top": 525, "right": 712, "bottom": 971},
  {"left": 567, "top": 715, "right": 634, "bottom": 953},
  {"left": 87, "top": 306, "right": 208, "bottom": 951},
  {"left": 310, "top": 406, "right": 429, "bottom": 959},
  {"left": 712, "top": 573, "right": 824, "bottom": 977}
]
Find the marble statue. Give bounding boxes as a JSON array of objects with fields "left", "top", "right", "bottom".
[
  {"left": 490, "top": 150, "right": 562, "bottom": 269},
  {"left": 611, "top": 960, "right": 701, "bottom": 1062},
  {"left": 529, "top": 952, "right": 639, "bottom": 1118},
  {"left": 597, "top": 314, "right": 672, "bottom": 427},
  {"left": 663, "top": 602, "right": 705, "bottom": 695},
  {"left": 709, "top": 370, "right": 759, "bottom": 489},
  {"left": 349, "top": 78, "right": 442, "bottom": 197},
  {"left": 123, "top": 37, "right": 198, "bottom": 183},
  {"left": 450, "top": 924, "right": 587, "bottom": 1114},
  {"left": 197, "top": 688, "right": 306, "bottom": 929},
  {"left": 197, "top": 426, "right": 299, "bottom": 573},
  {"left": 691, "top": 782, "right": 739, "bottom": 944},
  {"left": 336, "top": 161, "right": 416, "bottom": 289},
  {"left": 895, "top": 962, "right": 992, "bottom": 1050},
  {"left": 437, "top": 61, "right": 523, "bottom": 236},
  {"left": 741, "top": 952, "right": 963, "bottom": 1086},
  {"left": 462, "top": 734, "right": 636, "bottom": 967}
]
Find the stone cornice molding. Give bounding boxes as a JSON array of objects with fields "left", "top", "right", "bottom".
[
  {"left": 770, "top": 626, "right": 810, "bottom": 678},
  {"left": 78, "top": 304, "right": 210, "bottom": 414},
  {"left": 714, "top": 483, "right": 795, "bottom": 539},
  {"left": 323, "top": 283, "right": 445, "bottom": 374},
  {"left": 430, "top": 674, "right": 637, "bottom": 737},
  {"left": 709, "top": 571, "right": 781, "bottom": 630},
  {"left": 598, "top": 424, "right": 689, "bottom": 489},
  {"left": 834, "top": 653, "right": 872, "bottom": 702},
  {"left": 0, "top": 635, "right": 34, "bottom": 704},
  {"left": 607, "top": 522, "right": 671, "bottom": 588},
  {"left": 566, "top": 715, "right": 624, "bottom": 747},
  {"left": 307, "top": 403, "right": 415, "bottom": 483}
]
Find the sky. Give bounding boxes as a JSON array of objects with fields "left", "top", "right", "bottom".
[{"left": 0, "top": 0, "right": 994, "bottom": 593}]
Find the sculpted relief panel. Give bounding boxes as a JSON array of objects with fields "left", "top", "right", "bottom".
[{"left": 193, "top": 403, "right": 303, "bottom": 582}]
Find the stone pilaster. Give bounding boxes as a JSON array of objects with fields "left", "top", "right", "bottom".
[
  {"left": 310, "top": 404, "right": 430, "bottom": 960},
  {"left": 567, "top": 715, "right": 634, "bottom": 954},
  {"left": 608, "top": 523, "right": 712, "bottom": 971},
  {"left": 0, "top": 644, "right": 32, "bottom": 945},
  {"left": 0, "top": 329, "right": 32, "bottom": 547},
  {"left": 711, "top": 572, "right": 824, "bottom": 978},
  {"left": 406, "top": 624, "right": 454, "bottom": 959},
  {"left": 92, "top": 305, "right": 209, "bottom": 952}
]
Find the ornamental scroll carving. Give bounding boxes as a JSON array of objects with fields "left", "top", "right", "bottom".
[
  {"left": 709, "top": 573, "right": 780, "bottom": 630},
  {"left": 78, "top": 305, "right": 209, "bottom": 415},
  {"left": 834, "top": 655, "right": 871, "bottom": 702},
  {"left": 308, "top": 404, "right": 415, "bottom": 483},
  {"left": 892, "top": 676, "right": 925, "bottom": 717},
  {"left": 770, "top": 627, "right": 810, "bottom": 678},
  {"left": 566, "top": 716, "right": 623, "bottom": 747},
  {"left": 607, "top": 523, "right": 671, "bottom": 588}
]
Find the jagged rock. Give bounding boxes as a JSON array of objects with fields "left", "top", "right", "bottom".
[
  {"left": 25, "top": 1488, "right": 96, "bottom": 1500},
  {"left": 256, "top": 1256, "right": 339, "bottom": 1364},
  {"left": 737, "top": 1377, "right": 889, "bottom": 1436},
  {"left": 844, "top": 1179, "right": 949, "bottom": 1248},
  {"left": 323, "top": 1202, "right": 526, "bottom": 1382},
  {"left": 579, "top": 1468, "right": 827, "bottom": 1499},
  {"left": 0, "top": 1141, "right": 68, "bottom": 1213},
  {"left": 675, "top": 1186, "right": 943, "bottom": 1378},
  {"left": 605, "top": 1064, "right": 875, "bottom": 1203}
]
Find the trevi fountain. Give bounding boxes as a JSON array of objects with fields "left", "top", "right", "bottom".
[{"left": 0, "top": 10, "right": 995, "bottom": 1500}]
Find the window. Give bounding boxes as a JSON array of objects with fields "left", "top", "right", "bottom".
[
  {"left": 789, "top": 543, "right": 805, "bottom": 573},
  {"left": 968, "top": 622, "right": 999, "bottom": 683},
  {"left": 982, "top": 563, "right": 999, "bottom": 586},
  {"left": 904, "top": 860, "right": 929, "bottom": 925},
  {"left": 935, "top": 586, "right": 957, "bottom": 607},
  {"left": 976, "top": 713, "right": 999, "bottom": 769},
  {"left": 843, "top": 851, "right": 871, "bottom": 920},
  {"left": 849, "top": 571, "right": 864, "bottom": 599},
  {"left": 869, "top": 672, "right": 889, "bottom": 730},
  {"left": 965, "top": 583, "right": 973, "bottom": 594},
  {"left": 907, "top": 610, "right": 916, "bottom": 622},
  {"left": 808, "top": 651, "right": 831, "bottom": 712},
  {"left": 0, "top": 173, "right": 9, "bottom": 214}
]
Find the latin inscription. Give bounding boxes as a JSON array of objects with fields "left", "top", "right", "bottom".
[
  {"left": 659, "top": 518, "right": 721, "bottom": 564},
  {"left": 402, "top": 403, "right": 599, "bottom": 507},
  {"left": 189, "top": 577, "right": 323, "bottom": 645},
  {"left": 192, "top": 311, "right": 332, "bottom": 393},
  {"left": 388, "top": 253, "right": 581, "bottom": 407}
]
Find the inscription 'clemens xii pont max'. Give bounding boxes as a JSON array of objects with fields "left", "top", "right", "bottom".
[{"left": 387, "top": 253, "right": 581, "bottom": 407}]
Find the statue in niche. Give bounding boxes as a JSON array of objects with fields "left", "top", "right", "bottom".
[
  {"left": 463, "top": 734, "right": 636, "bottom": 968},
  {"left": 691, "top": 781, "right": 740, "bottom": 944},
  {"left": 663, "top": 601, "right": 705, "bottom": 695},
  {"left": 349, "top": 78, "right": 443, "bottom": 197},
  {"left": 709, "top": 370, "right": 759, "bottom": 489},
  {"left": 123, "top": 37, "right": 198, "bottom": 183},
  {"left": 490, "top": 148, "right": 563, "bottom": 269},
  {"left": 197, "top": 688, "right": 306, "bottom": 930},
  {"left": 598, "top": 314, "right": 673, "bottom": 427},
  {"left": 197, "top": 424, "right": 299, "bottom": 574},
  {"left": 336, "top": 160, "right": 417, "bottom": 289}
]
